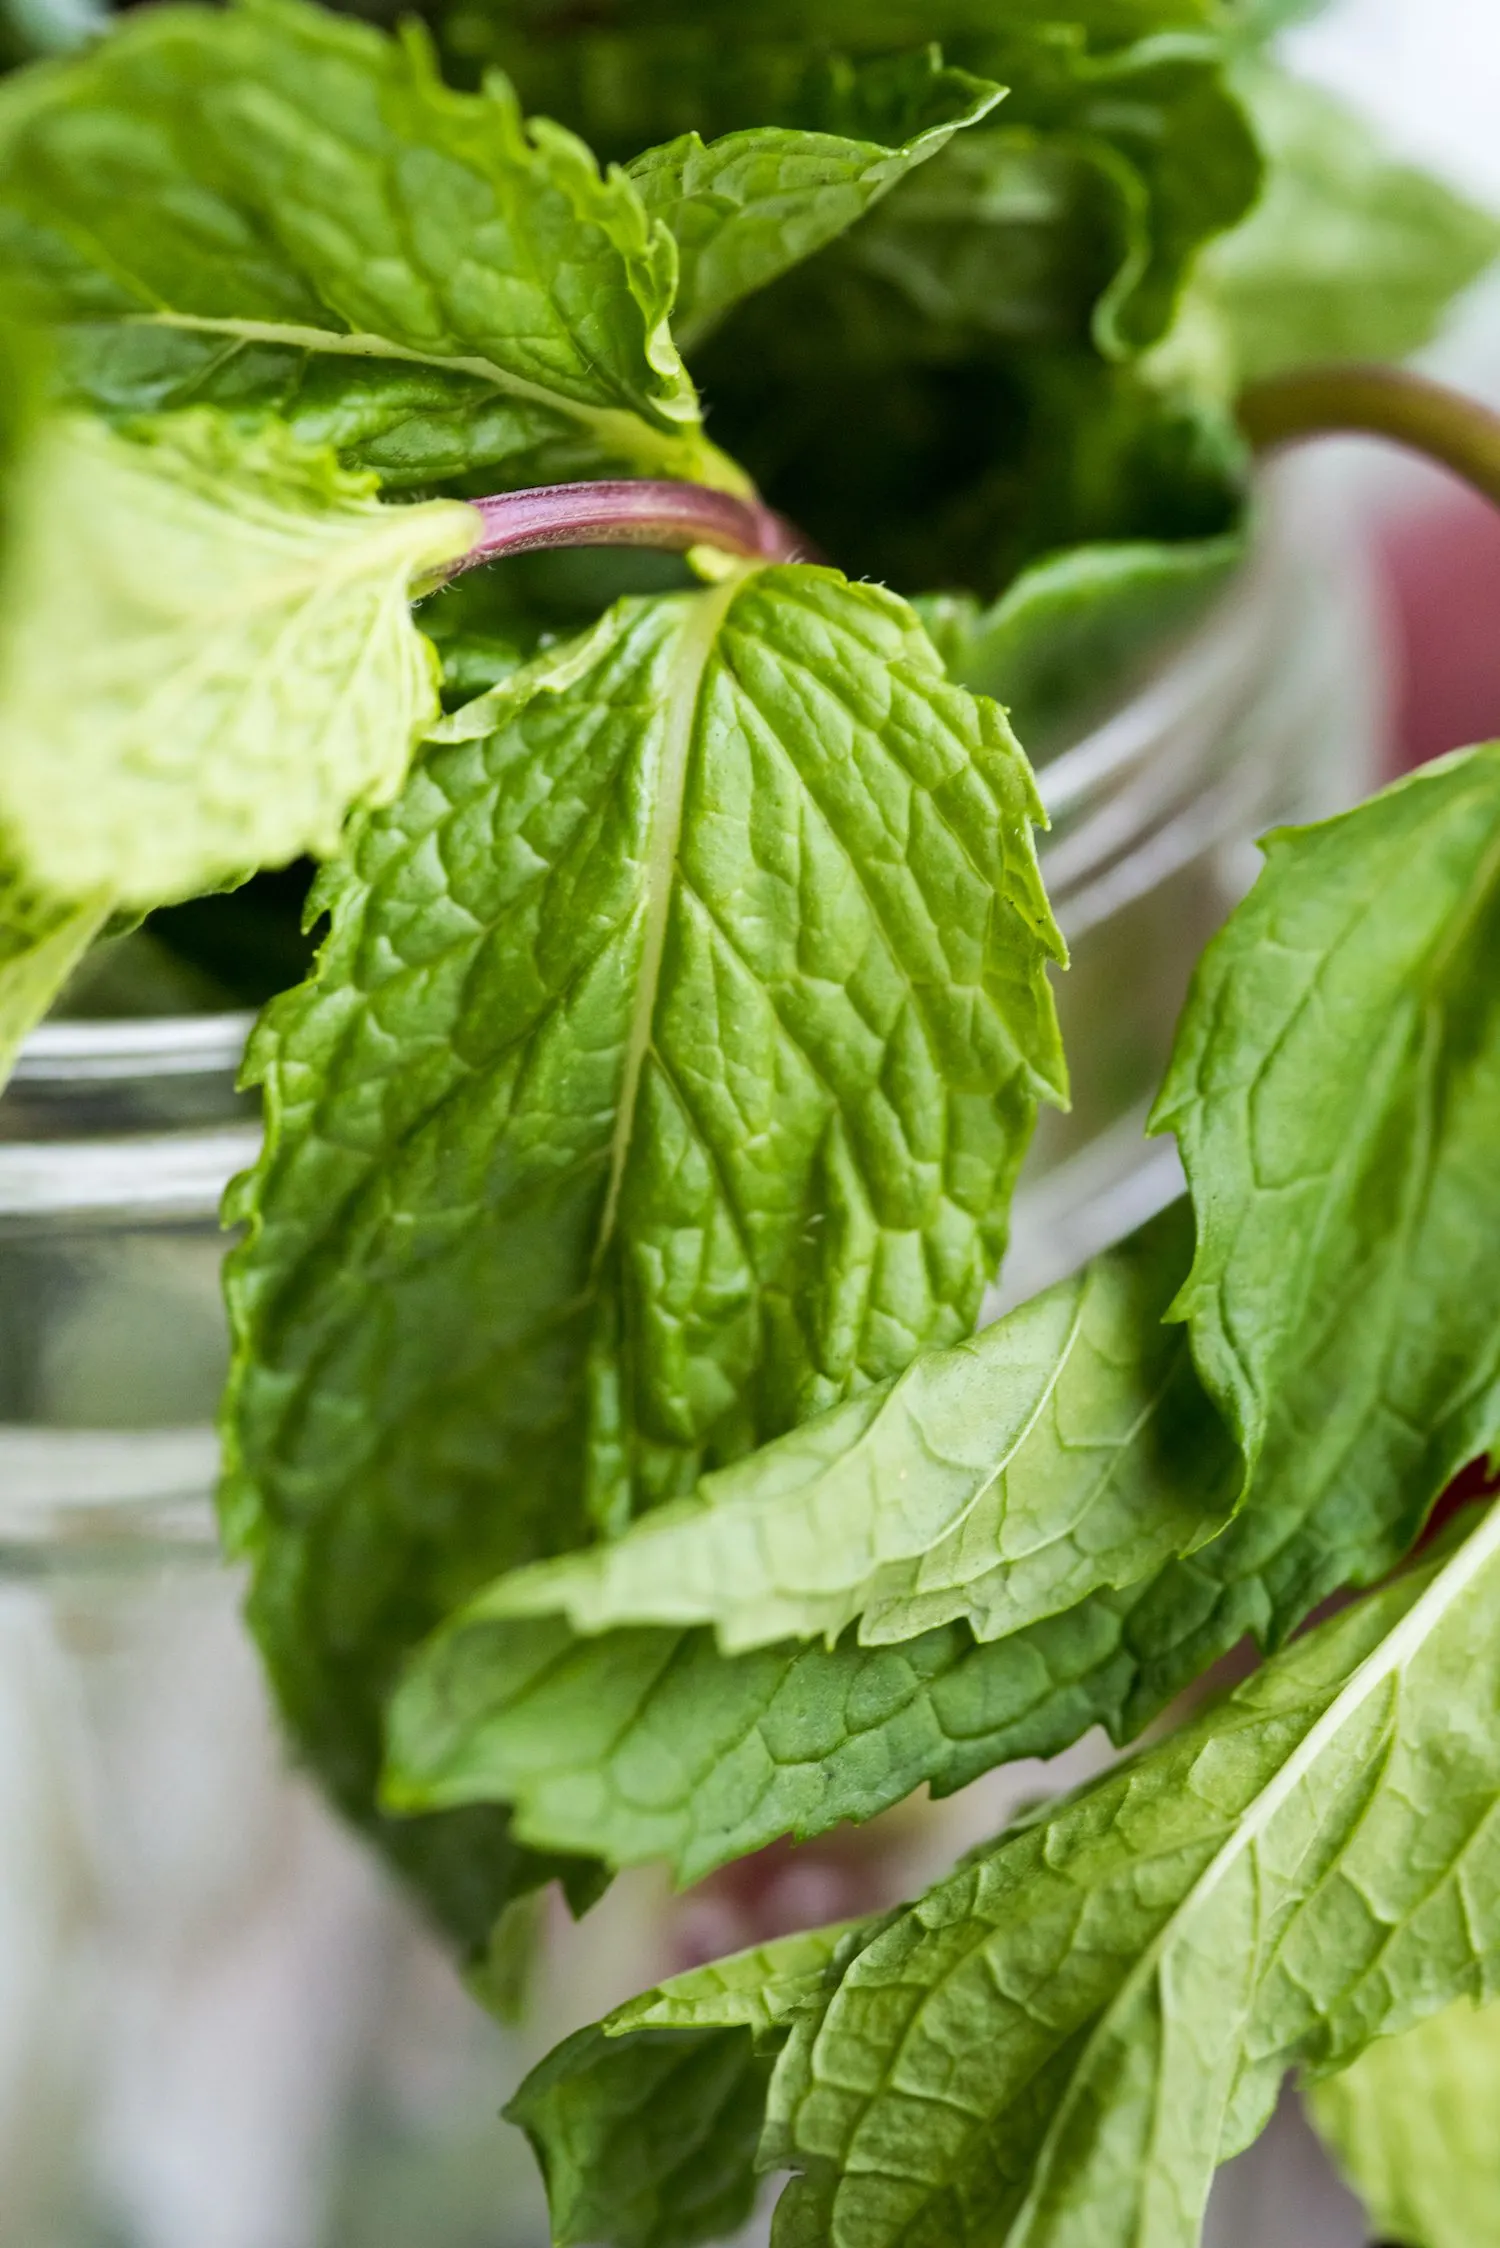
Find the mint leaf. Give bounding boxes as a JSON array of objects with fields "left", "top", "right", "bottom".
[
  {"left": 509, "top": 1508, "right": 1500, "bottom": 2246},
  {"left": 1309, "top": 1997, "right": 1500, "bottom": 2248},
  {"left": 385, "top": 1591, "right": 1151, "bottom": 1885},
  {"left": 628, "top": 52, "right": 1005, "bottom": 348},
  {"left": 0, "top": 296, "right": 111, "bottom": 1066},
  {"left": 855, "top": 39, "right": 1258, "bottom": 360},
  {"left": 1178, "top": 67, "right": 1500, "bottom": 386},
  {"left": 834, "top": 128, "right": 1142, "bottom": 355},
  {"left": 508, "top": 1924, "right": 870, "bottom": 2248},
  {"left": 388, "top": 752, "right": 1500, "bottom": 1882},
  {"left": 1052, "top": 34, "right": 1259, "bottom": 353},
  {"left": 425, "top": 2, "right": 1254, "bottom": 592},
  {"left": 0, "top": 0, "right": 736, "bottom": 493},
  {"left": 438, "top": 5, "right": 1229, "bottom": 160},
  {"left": 762, "top": 1508, "right": 1500, "bottom": 2248},
  {"left": 915, "top": 532, "right": 1242, "bottom": 757},
  {"left": 440, "top": 8, "right": 1248, "bottom": 360},
  {"left": 1152, "top": 744, "right": 1500, "bottom": 1587},
  {"left": 0, "top": 407, "right": 476, "bottom": 907},
  {"left": 0, "top": 272, "right": 38, "bottom": 517},
  {"left": 458, "top": 1203, "right": 1237, "bottom": 1654},
  {"left": 226, "top": 562, "right": 1064, "bottom": 1925},
  {"left": 0, "top": 863, "right": 109, "bottom": 1076}
]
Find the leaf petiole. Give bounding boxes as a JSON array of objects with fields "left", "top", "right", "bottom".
[
  {"left": 457, "top": 479, "right": 814, "bottom": 574},
  {"left": 1239, "top": 363, "right": 1500, "bottom": 510}
]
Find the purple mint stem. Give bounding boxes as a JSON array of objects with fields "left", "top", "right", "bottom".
[{"left": 461, "top": 480, "right": 814, "bottom": 570}]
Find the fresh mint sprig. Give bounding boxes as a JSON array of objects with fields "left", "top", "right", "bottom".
[
  {"left": 1, "top": 4, "right": 1498, "bottom": 2241},
  {"left": 220, "top": 559, "right": 1067, "bottom": 1928},
  {"left": 520, "top": 1498, "right": 1500, "bottom": 2248},
  {"left": 383, "top": 743, "right": 1500, "bottom": 1894}
]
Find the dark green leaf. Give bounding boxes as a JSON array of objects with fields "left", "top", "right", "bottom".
[
  {"left": 435, "top": 4, "right": 1226, "bottom": 144},
  {"left": 225, "top": 562, "right": 1063, "bottom": 1933},
  {"left": 508, "top": 1924, "right": 870, "bottom": 2248},
  {"left": 961, "top": 34, "right": 1259, "bottom": 356},
  {"left": 628, "top": 52, "right": 1005, "bottom": 347},
  {"left": 1152, "top": 744, "right": 1500, "bottom": 1580},
  {"left": 0, "top": 0, "right": 738, "bottom": 494},
  {"left": 693, "top": 284, "right": 1247, "bottom": 597},
  {"left": 435, "top": 6, "right": 1256, "bottom": 351}
]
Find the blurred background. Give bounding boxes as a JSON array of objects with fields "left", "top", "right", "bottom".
[{"left": 1282, "top": 0, "right": 1500, "bottom": 783}]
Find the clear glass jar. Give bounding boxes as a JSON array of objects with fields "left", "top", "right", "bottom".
[{"left": 0, "top": 469, "right": 1389, "bottom": 2248}]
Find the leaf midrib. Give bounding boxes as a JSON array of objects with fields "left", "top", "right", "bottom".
[
  {"left": 1004, "top": 1500, "right": 1500, "bottom": 2245},
  {"left": 123, "top": 312, "right": 720, "bottom": 482},
  {"left": 591, "top": 571, "right": 754, "bottom": 1268}
]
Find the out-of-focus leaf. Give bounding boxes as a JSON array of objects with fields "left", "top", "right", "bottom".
[
  {"left": 915, "top": 530, "right": 1242, "bottom": 754},
  {"left": 1309, "top": 1998, "right": 1500, "bottom": 2248},
  {"left": 0, "top": 865, "right": 109, "bottom": 1079},
  {"left": 1178, "top": 67, "right": 1500, "bottom": 387},
  {"left": 0, "top": 409, "right": 477, "bottom": 906}
]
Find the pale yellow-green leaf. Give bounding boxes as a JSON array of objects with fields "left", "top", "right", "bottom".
[
  {"left": 0, "top": 860, "right": 109, "bottom": 1083},
  {"left": 1310, "top": 1997, "right": 1500, "bottom": 2248},
  {"left": 0, "top": 409, "right": 479, "bottom": 908}
]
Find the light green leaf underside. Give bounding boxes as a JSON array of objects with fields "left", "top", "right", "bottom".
[
  {"left": 0, "top": 0, "right": 739, "bottom": 491},
  {"left": 507, "top": 1923, "right": 871, "bottom": 2248},
  {"left": 381, "top": 1579, "right": 1152, "bottom": 1887},
  {"left": 764, "top": 1507, "right": 1500, "bottom": 2248},
  {"left": 1178, "top": 65, "right": 1500, "bottom": 387},
  {"left": 0, "top": 296, "right": 112, "bottom": 1074},
  {"left": 225, "top": 562, "right": 1064, "bottom": 1925},
  {"left": 1309, "top": 1996, "right": 1500, "bottom": 2248},
  {"left": 606, "top": 1922, "right": 872, "bottom": 2044},
  {"left": 0, "top": 408, "right": 476, "bottom": 906},
  {"left": 469, "top": 1202, "right": 1238, "bottom": 1654},
  {"left": 628, "top": 57, "right": 1006, "bottom": 348},
  {"left": 0, "top": 865, "right": 109, "bottom": 1083},
  {"left": 514, "top": 1507, "right": 1500, "bottom": 2248}
]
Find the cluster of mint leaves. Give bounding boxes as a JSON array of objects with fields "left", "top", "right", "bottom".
[{"left": 1, "top": 0, "right": 1500, "bottom": 2239}]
